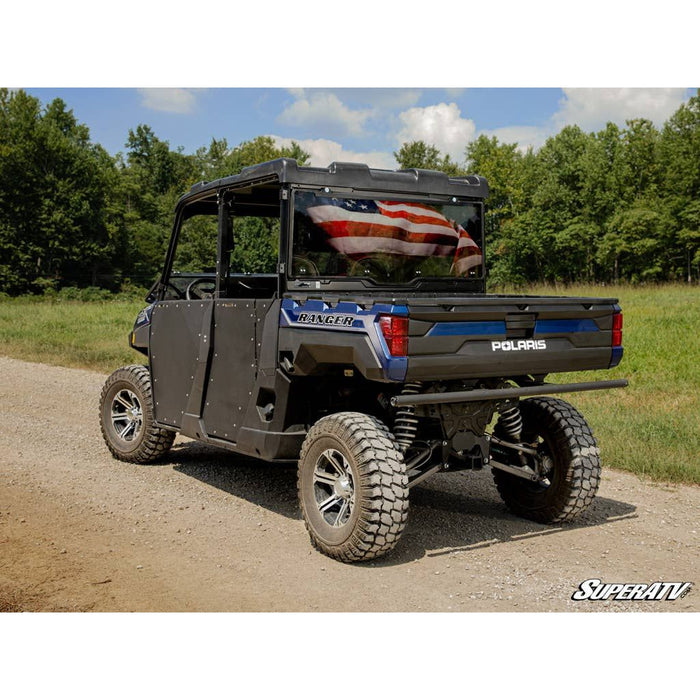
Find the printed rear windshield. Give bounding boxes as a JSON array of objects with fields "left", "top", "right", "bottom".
[{"left": 292, "top": 191, "right": 483, "bottom": 284}]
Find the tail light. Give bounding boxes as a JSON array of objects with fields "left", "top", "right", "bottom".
[
  {"left": 378, "top": 315, "right": 408, "bottom": 356},
  {"left": 612, "top": 311, "right": 623, "bottom": 347}
]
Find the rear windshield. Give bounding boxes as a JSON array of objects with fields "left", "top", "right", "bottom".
[{"left": 291, "top": 190, "right": 483, "bottom": 284}]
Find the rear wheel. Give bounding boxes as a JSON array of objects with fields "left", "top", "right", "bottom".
[
  {"left": 298, "top": 412, "right": 409, "bottom": 562},
  {"left": 492, "top": 397, "right": 601, "bottom": 523},
  {"left": 99, "top": 365, "right": 175, "bottom": 463}
]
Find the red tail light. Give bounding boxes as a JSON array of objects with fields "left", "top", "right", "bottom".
[
  {"left": 378, "top": 315, "right": 408, "bottom": 356},
  {"left": 612, "top": 311, "right": 623, "bottom": 347}
]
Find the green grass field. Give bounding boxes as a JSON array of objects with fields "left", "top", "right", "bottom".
[
  {"left": 0, "top": 297, "right": 145, "bottom": 372},
  {"left": 0, "top": 285, "right": 698, "bottom": 484},
  {"left": 524, "top": 284, "right": 699, "bottom": 484}
]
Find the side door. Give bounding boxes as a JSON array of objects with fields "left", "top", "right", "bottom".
[
  {"left": 200, "top": 209, "right": 280, "bottom": 444},
  {"left": 150, "top": 201, "right": 218, "bottom": 435}
]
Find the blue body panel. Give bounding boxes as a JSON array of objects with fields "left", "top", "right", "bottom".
[
  {"left": 280, "top": 298, "right": 409, "bottom": 381},
  {"left": 534, "top": 319, "right": 600, "bottom": 334},
  {"left": 427, "top": 321, "right": 506, "bottom": 337},
  {"left": 425, "top": 318, "right": 602, "bottom": 337},
  {"left": 610, "top": 346, "right": 624, "bottom": 368}
]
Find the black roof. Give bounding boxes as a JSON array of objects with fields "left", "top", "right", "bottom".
[{"left": 181, "top": 158, "right": 489, "bottom": 205}]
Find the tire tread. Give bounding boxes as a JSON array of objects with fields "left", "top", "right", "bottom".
[
  {"left": 298, "top": 412, "right": 408, "bottom": 563},
  {"left": 99, "top": 364, "right": 175, "bottom": 464},
  {"left": 493, "top": 397, "right": 601, "bottom": 523}
]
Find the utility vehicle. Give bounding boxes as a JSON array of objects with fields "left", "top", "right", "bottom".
[{"left": 99, "top": 159, "right": 626, "bottom": 562}]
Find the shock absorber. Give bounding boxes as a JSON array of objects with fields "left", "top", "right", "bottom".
[
  {"left": 497, "top": 400, "right": 523, "bottom": 442},
  {"left": 394, "top": 382, "right": 423, "bottom": 452}
]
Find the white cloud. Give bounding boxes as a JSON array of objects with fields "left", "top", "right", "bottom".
[
  {"left": 270, "top": 136, "right": 396, "bottom": 170},
  {"left": 278, "top": 92, "right": 373, "bottom": 137},
  {"left": 138, "top": 88, "right": 199, "bottom": 114},
  {"left": 396, "top": 102, "right": 476, "bottom": 161},
  {"left": 476, "top": 88, "right": 690, "bottom": 153},
  {"left": 554, "top": 88, "right": 689, "bottom": 131}
]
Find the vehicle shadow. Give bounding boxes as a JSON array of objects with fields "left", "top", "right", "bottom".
[
  {"left": 167, "top": 441, "right": 638, "bottom": 567},
  {"left": 387, "top": 471, "right": 638, "bottom": 566},
  {"left": 169, "top": 441, "right": 299, "bottom": 519}
]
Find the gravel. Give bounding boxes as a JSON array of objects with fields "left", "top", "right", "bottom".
[{"left": 0, "top": 355, "right": 697, "bottom": 612}]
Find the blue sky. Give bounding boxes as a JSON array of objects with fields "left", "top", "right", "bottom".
[{"left": 22, "top": 87, "right": 696, "bottom": 169}]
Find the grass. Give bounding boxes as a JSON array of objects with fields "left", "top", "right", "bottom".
[
  {"left": 521, "top": 284, "right": 700, "bottom": 484},
  {"left": 0, "top": 297, "right": 145, "bottom": 372},
  {"left": 0, "top": 285, "right": 698, "bottom": 484}
]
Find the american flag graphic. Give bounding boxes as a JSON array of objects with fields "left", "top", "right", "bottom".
[{"left": 303, "top": 197, "right": 482, "bottom": 275}]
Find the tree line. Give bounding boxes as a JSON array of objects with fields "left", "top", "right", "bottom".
[
  {"left": 0, "top": 89, "right": 309, "bottom": 295},
  {"left": 396, "top": 93, "right": 700, "bottom": 285},
  {"left": 1, "top": 88, "right": 698, "bottom": 295}
]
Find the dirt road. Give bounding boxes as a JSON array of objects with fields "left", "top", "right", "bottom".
[{"left": 0, "top": 356, "right": 697, "bottom": 612}]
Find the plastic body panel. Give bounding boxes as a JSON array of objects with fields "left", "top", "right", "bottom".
[
  {"left": 277, "top": 293, "right": 620, "bottom": 384},
  {"left": 404, "top": 296, "right": 618, "bottom": 381},
  {"left": 278, "top": 297, "right": 408, "bottom": 381}
]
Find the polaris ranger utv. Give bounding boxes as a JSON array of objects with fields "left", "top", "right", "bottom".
[{"left": 99, "top": 159, "right": 627, "bottom": 562}]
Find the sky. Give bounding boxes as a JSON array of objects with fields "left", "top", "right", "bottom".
[{"left": 22, "top": 87, "right": 697, "bottom": 170}]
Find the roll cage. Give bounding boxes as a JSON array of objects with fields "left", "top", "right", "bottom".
[{"left": 148, "top": 158, "right": 490, "bottom": 303}]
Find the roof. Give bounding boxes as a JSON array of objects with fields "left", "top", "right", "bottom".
[{"left": 181, "top": 158, "right": 489, "bottom": 205}]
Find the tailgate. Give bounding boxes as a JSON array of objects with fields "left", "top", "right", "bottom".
[{"left": 405, "top": 295, "right": 621, "bottom": 381}]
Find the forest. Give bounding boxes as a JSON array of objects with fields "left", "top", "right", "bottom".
[{"left": 1, "top": 87, "right": 699, "bottom": 295}]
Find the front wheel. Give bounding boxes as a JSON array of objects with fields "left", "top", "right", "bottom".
[
  {"left": 99, "top": 365, "right": 175, "bottom": 463},
  {"left": 298, "top": 412, "right": 409, "bottom": 563},
  {"left": 492, "top": 397, "right": 601, "bottom": 523}
]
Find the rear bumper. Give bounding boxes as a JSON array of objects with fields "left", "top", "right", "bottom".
[{"left": 390, "top": 379, "right": 629, "bottom": 407}]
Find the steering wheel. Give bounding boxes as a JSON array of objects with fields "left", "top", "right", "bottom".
[
  {"left": 348, "top": 255, "right": 393, "bottom": 280},
  {"left": 185, "top": 278, "right": 216, "bottom": 300},
  {"left": 292, "top": 256, "right": 320, "bottom": 276},
  {"left": 162, "top": 280, "right": 186, "bottom": 299}
]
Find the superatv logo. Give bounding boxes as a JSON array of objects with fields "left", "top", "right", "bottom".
[
  {"left": 491, "top": 340, "right": 547, "bottom": 352},
  {"left": 572, "top": 578, "right": 693, "bottom": 601},
  {"left": 297, "top": 312, "right": 355, "bottom": 327}
]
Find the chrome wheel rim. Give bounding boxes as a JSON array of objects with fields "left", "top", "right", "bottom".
[
  {"left": 111, "top": 389, "right": 143, "bottom": 442},
  {"left": 313, "top": 449, "right": 355, "bottom": 528}
]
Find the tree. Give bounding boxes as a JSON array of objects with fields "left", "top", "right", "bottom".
[
  {"left": 0, "top": 90, "right": 121, "bottom": 292},
  {"left": 676, "top": 199, "right": 700, "bottom": 282},
  {"left": 580, "top": 122, "right": 625, "bottom": 225},
  {"left": 532, "top": 126, "right": 592, "bottom": 229},
  {"left": 618, "top": 119, "right": 660, "bottom": 202},
  {"left": 394, "top": 141, "right": 443, "bottom": 170},
  {"left": 465, "top": 135, "right": 531, "bottom": 234},
  {"left": 598, "top": 206, "right": 667, "bottom": 282},
  {"left": 659, "top": 91, "right": 700, "bottom": 281},
  {"left": 659, "top": 91, "right": 700, "bottom": 199},
  {"left": 224, "top": 135, "right": 309, "bottom": 175},
  {"left": 394, "top": 140, "right": 463, "bottom": 175}
]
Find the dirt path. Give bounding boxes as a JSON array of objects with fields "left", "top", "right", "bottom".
[{"left": 0, "top": 356, "right": 697, "bottom": 612}]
